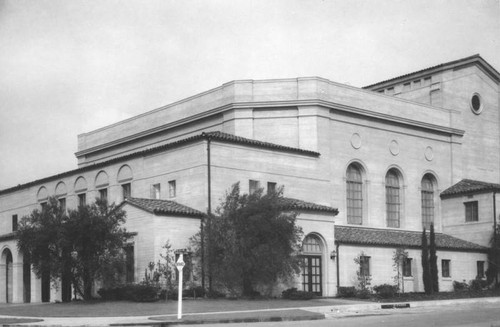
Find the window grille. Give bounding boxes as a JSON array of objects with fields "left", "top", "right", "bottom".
[
  {"left": 386, "top": 170, "right": 401, "bottom": 228},
  {"left": 346, "top": 164, "right": 363, "bottom": 225}
]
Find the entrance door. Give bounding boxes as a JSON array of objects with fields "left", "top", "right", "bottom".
[
  {"left": 302, "top": 255, "right": 322, "bottom": 295},
  {"left": 301, "top": 234, "right": 324, "bottom": 296}
]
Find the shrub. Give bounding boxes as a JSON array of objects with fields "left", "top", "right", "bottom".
[
  {"left": 168, "top": 286, "right": 210, "bottom": 300},
  {"left": 282, "top": 287, "right": 314, "bottom": 300},
  {"left": 373, "top": 284, "right": 398, "bottom": 299},
  {"left": 98, "top": 284, "right": 160, "bottom": 302},
  {"left": 356, "top": 288, "right": 371, "bottom": 299},
  {"left": 469, "top": 278, "right": 489, "bottom": 292},
  {"left": 337, "top": 286, "right": 356, "bottom": 298},
  {"left": 126, "top": 284, "right": 160, "bottom": 302},
  {"left": 98, "top": 287, "right": 122, "bottom": 301},
  {"left": 184, "top": 286, "right": 206, "bottom": 298},
  {"left": 206, "top": 289, "right": 226, "bottom": 299},
  {"left": 453, "top": 280, "right": 469, "bottom": 292}
]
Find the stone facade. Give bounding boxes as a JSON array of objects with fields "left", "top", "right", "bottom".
[{"left": 0, "top": 54, "right": 499, "bottom": 302}]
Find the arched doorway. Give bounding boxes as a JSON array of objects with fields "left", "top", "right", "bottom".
[
  {"left": 22, "top": 253, "right": 31, "bottom": 303},
  {"left": 2, "top": 249, "right": 13, "bottom": 303},
  {"left": 301, "top": 234, "right": 324, "bottom": 296}
]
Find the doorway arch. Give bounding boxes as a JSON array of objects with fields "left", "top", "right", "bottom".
[
  {"left": 1, "top": 248, "right": 13, "bottom": 303},
  {"left": 301, "top": 234, "right": 324, "bottom": 296}
]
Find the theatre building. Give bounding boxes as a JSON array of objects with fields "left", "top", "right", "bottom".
[{"left": 1, "top": 54, "right": 499, "bottom": 302}]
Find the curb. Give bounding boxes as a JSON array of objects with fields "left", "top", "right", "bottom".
[
  {"left": 0, "top": 313, "right": 325, "bottom": 327},
  {"left": 111, "top": 312, "right": 325, "bottom": 326}
]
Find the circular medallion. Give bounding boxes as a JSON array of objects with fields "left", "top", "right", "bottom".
[
  {"left": 389, "top": 140, "right": 399, "bottom": 156},
  {"left": 470, "top": 93, "right": 483, "bottom": 115},
  {"left": 351, "top": 133, "right": 362, "bottom": 149},
  {"left": 425, "top": 146, "right": 434, "bottom": 161}
]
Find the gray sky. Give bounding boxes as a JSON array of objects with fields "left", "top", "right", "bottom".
[{"left": 0, "top": 0, "right": 499, "bottom": 189}]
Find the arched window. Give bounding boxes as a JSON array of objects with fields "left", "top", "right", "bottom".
[
  {"left": 302, "top": 235, "right": 322, "bottom": 254},
  {"left": 385, "top": 169, "right": 401, "bottom": 228},
  {"left": 421, "top": 175, "right": 435, "bottom": 229},
  {"left": 346, "top": 164, "right": 363, "bottom": 225}
]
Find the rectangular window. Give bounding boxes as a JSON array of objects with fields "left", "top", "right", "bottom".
[
  {"left": 122, "top": 183, "right": 131, "bottom": 199},
  {"left": 477, "top": 261, "right": 485, "bottom": 278},
  {"left": 413, "top": 79, "right": 421, "bottom": 88},
  {"left": 360, "top": 256, "right": 370, "bottom": 276},
  {"left": 421, "top": 190, "right": 434, "bottom": 229},
  {"left": 403, "top": 82, "right": 411, "bottom": 91},
  {"left": 78, "top": 193, "right": 86, "bottom": 207},
  {"left": 465, "top": 201, "right": 478, "bottom": 222},
  {"left": 151, "top": 184, "right": 161, "bottom": 199},
  {"left": 267, "top": 182, "right": 277, "bottom": 194},
  {"left": 58, "top": 198, "right": 66, "bottom": 212},
  {"left": 442, "top": 259, "right": 451, "bottom": 278},
  {"left": 249, "top": 180, "right": 260, "bottom": 195},
  {"left": 386, "top": 87, "right": 395, "bottom": 95},
  {"left": 99, "top": 188, "right": 108, "bottom": 202},
  {"left": 403, "top": 258, "right": 412, "bottom": 277},
  {"left": 168, "top": 180, "right": 176, "bottom": 198},
  {"left": 124, "top": 244, "right": 134, "bottom": 283},
  {"left": 347, "top": 180, "right": 363, "bottom": 225},
  {"left": 386, "top": 188, "right": 401, "bottom": 228},
  {"left": 423, "top": 77, "right": 432, "bottom": 86},
  {"left": 12, "top": 215, "right": 18, "bottom": 232}
]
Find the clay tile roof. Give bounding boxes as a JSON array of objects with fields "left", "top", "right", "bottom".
[
  {"left": 124, "top": 197, "right": 205, "bottom": 218},
  {"left": 0, "top": 131, "right": 319, "bottom": 195},
  {"left": 440, "top": 179, "right": 500, "bottom": 198},
  {"left": 278, "top": 197, "right": 339, "bottom": 214},
  {"left": 335, "top": 225, "right": 487, "bottom": 252},
  {"left": 202, "top": 131, "right": 320, "bottom": 157},
  {"left": 0, "top": 232, "right": 17, "bottom": 242}
]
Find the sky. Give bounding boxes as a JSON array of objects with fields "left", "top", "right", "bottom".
[{"left": 0, "top": 0, "right": 499, "bottom": 189}]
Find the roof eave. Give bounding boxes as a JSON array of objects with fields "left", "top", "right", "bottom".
[
  {"left": 335, "top": 240, "right": 487, "bottom": 253},
  {"left": 364, "top": 55, "right": 500, "bottom": 90}
]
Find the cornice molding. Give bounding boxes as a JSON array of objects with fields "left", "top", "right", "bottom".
[{"left": 76, "top": 99, "right": 464, "bottom": 158}]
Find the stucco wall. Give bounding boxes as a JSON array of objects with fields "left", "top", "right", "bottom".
[
  {"left": 337, "top": 244, "right": 487, "bottom": 293},
  {"left": 442, "top": 193, "right": 499, "bottom": 247}
]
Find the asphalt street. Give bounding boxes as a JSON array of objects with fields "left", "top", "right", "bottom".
[{"left": 176, "top": 302, "right": 500, "bottom": 327}]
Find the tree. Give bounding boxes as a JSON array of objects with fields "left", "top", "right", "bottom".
[
  {"left": 17, "top": 197, "right": 130, "bottom": 300},
  {"left": 392, "top": 247, "right": 408, "bottom": 293},
  {"left": 421, "top": 228, "right": 432, "bottom": 295},
  {"left": 486, "top": 224, "right": 500, "bottom": 285},
  {"left": 354, "top": 251, "right": 372, "bottom": 298},
  {"left": 191, "top": 183, "right": 303, "bottom": 296},
  {"left": 429, "top": 223, "right": 439, "bottom": 293}
]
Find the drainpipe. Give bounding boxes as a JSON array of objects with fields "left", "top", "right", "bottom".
[
  {"left": 206, "top": 136, "right": 213, "bottom": 293},
  {"left": 494, "top": 192, "right": 497, "bottom": 243},
  {"left": 336, "top": 242, "right": 340, "bottom": 295},
  {"left": 494, "top": 192, "right": 498, "bottom": 285},
  {"left": 200, "top": 135, "right": 212, "bottom": 292}
]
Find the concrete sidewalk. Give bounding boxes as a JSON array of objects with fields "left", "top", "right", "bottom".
[{"left": 1, "top": 297, "right": 500, "bottom": 326}]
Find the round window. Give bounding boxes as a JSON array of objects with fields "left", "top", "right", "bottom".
[{"left": 470, "top": 93, "right": 483, "bottom": 114}]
